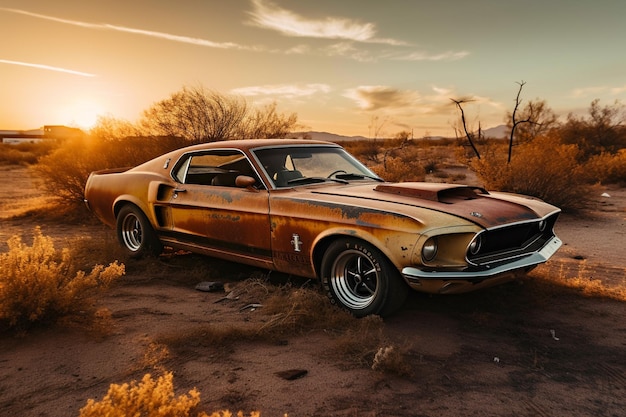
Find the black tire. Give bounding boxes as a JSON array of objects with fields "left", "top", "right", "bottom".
[
  {"left": 116, "top": 205, "right": 162, "bottom": 258},
  {"left": 321, "top": 238, "right": 408, "bottom": 318}
]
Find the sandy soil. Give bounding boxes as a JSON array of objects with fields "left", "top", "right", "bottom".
[{"left": 0, "top": 165, "right": 624, "bottom": 417}]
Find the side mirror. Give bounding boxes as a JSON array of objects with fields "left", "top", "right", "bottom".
[{"left": 235, "top": 175, "right": 258, "bottom": 191}]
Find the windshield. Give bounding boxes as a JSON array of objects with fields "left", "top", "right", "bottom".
[{"left": 254, "top": 145, "right": 381, "bottom": 188}]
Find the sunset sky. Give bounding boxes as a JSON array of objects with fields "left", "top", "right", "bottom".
[{"left": 1, "top": 0, "right": 626, "bottom": 138}]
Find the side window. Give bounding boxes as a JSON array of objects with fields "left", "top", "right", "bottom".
[{"left": 173, "top": 150, "right": 260, "bottom": 187}]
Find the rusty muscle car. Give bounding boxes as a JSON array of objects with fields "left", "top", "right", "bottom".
[{"left": 84, "top": 139, "right": 562, "bottom": 317}]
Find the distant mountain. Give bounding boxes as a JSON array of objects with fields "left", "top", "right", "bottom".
[
  {"left": 294, "top": 127, "right": 510, "bottom": 142},
  {"left": 482, "top": 125, "right": 509, "bottom": 139},
  {"left": 290, "top": 131, "right": 368, "bottom": 142}
]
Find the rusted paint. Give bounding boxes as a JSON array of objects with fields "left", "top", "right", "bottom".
[{"left": 85, "top": 139, "right": 562, "bottom": 296}]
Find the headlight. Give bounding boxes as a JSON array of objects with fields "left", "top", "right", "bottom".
[
  {"left": 468, "top": 234, "right": 483, "bottom": 256},
  {"left": 538, "top": 219, "right": 547, "bottom": 232},
  {"left": 422, "top": 237, "right": 438, "bottom": 262}
]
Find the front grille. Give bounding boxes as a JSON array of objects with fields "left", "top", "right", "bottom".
[{"left": 467, "top": 213, "right": 559, "bottom": 267}]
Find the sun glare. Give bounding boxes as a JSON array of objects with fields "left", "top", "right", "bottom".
[{"left": 57, "top": 98, "right": 104, "bottom": 130}]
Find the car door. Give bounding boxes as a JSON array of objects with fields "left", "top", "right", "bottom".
[{"left": 168, "top": 149, "right": 272, "bottom": 264}]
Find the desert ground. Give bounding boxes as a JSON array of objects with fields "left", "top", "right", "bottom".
[{"left": 0, "top": 164, "right": 625, "bottom": 417}]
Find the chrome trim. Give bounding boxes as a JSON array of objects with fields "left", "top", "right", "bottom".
[
  {"left": 463, "top": 212, "right": 560, "bottom": 266},
  {"left": 250, "top": 144, "right": 382, "bottom": 189},
  {"left": 479, "top": 210, "right": 561, "bottom": 232},
  {"left": 403, "top": 236, "right": 562, "bottom": 282},
  {"left": 170, "top": 147, "right": 266, "bottom": 189}
]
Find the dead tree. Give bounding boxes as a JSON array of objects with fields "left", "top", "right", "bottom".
[
  {"left": 451, "top": 98, "right": 481, "bottom": 159},
  {"left": 508, "top": 81, "right": 533, "bottom": 162}
]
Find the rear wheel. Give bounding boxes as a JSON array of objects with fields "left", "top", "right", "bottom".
[
  {"left": 321, "top": 238, "right": 408, "bottom": 317},
  {"left": 116, "top": 205, "right": 162, "bottom": 257}
]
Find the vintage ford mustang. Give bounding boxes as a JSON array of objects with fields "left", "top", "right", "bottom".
[{"left": 84, "top": 139, "right": 562, "bottom": 317}]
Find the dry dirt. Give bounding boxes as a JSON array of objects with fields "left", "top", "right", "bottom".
[{"left": 0, "top": 165, "right": 625, "bottom": 417}]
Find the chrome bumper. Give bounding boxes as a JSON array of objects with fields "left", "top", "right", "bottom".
[{"left": 402, "top": 236, "right": 562, "bottom": 283}]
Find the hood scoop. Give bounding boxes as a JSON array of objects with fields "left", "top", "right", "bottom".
[{"left": 375, "top": 183, "right": 489, "bottom": 203}]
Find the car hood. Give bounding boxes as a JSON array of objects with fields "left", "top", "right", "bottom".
[{"left": 308, "top": 182, "right": 559, "bottom": 229}]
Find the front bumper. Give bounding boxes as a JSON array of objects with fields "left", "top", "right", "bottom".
[{"left": 402, "top": 236, "right": 562, "bottom": 293}]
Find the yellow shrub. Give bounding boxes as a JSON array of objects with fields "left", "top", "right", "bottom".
[
  {"left": 371, "top": 156, "right": 426, "bottom": 183},
  {"left": 584, "top": 149, "right": 626, "bottom": 185},
  {"left": 0, "top": 228, "right": 125, "bottom": 328},
  {"left": 470, "top": 136, "right": 592, "bottom": 211},
  {"left": 80, "top": 373, "right": 200, "bottom": 417},
  {"left": 80, "top": 372, "right": 262, "bottom": 417}
]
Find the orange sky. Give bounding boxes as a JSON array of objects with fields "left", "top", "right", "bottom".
[{"left": 2, "top": 0, "right": 626, "bottom": 137}]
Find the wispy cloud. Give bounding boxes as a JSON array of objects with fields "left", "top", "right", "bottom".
[
  {"left": 343, "top": 85, "right": 503, "bottom": 120},
  {"left": 1, "top": 8, "right": 249, "bottom": 50},
  {"left": 610, "top": 85, "right": 626, "bottom": 95},
  {"left": 393, "top": 50, "right": 470, "bottom": 62},
  {"left": 570, "top": 86, "right": 607, "bottom": 98},
  {"left": 246, "top": 2, "right": 469, "bottom": 62},
  {"left": 0, "top": 59, "right": 95, "bottom": 77},
  {"left": 232, "top": 83, "right": 331, "bottom": 98},
  {"left": 570, "top": 84, "right": 626, "bottom": 98},
  {"left": 343, "top": 86, "right": 420, "bottom": 111},
  {"left": 248, "top": 0, "right": 406, "bottom": 45}
]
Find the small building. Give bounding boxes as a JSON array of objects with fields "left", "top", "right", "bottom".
[{"left": 0, "top": 125, "right": 84, "bottom": 144}]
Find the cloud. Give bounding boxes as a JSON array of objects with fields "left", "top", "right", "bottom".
[
  {"left": 570, "top": 86, "right": 607, "bottom": 98},
  {"left": 231, "top": 83, "right": 331, "bottom": 98},
  {"left": 0, "top": 59, "right": 95, "bottom": 77},
  {"left": 393, "top": 50, "right": 470, "bottom": 61},
  {"left": 248, "top": 0, "right": 405, "bottom": 45},
  {"left": 343, "top": 86, "right": 420, "bottom": 111},
  {"left": 570, "top": 84, "right": 626, "bottom": 98},
  {"left": 610, "top": 85, "right": 626, "bottom": 95},
  {"left": 1, "top": 8, "right": 249, "bottom": 50}
]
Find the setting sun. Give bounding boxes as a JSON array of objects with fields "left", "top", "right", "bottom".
[{"left": 56, "top": 98, "right": 103, "bottom": 130}]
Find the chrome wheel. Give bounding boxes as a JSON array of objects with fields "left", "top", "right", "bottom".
[
  {"left": 329, "top": 249, "right": 380, "bottom": 310},
  {"left": 321, "top": 238, "right": 408, "bottom": 317},
  {"left": 116, "top": 205, "right": 162, "bottom": 257},
  {"left": 120, "top": 211, "right": 143, "bottom": 252}
]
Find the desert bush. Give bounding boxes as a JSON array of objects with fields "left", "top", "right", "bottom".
[
  {"left": 470, "top": 135, "right": 592, "bottom": 211},
  {"left": 33, "top": 135, "right": 186, "bottom": 205},
  {"left": 583, "top": 149, "right": 626, "bottom": 185},
  {"left": 557, "top": 99, "right": 626, "bottom": 159},
  {"left": 79, "top": 372, "right": 260, "bottom": 417},
  {"left": 79, "top": 372, "right": 200, "bottom": 417},
  {"left": 343, "top": 139, "right": 382, "bottom": 163},
  {"left": 0, "top": 141, "right": 57, "bottom": 165},
  {"left": 371, "top": 156, "right": 426, "bottom": 182},
  {"left": 0, "top": 228, "right": 125, "bottom": 329},
  {"left": 140, "top": 86, "right": 298, "bottom": 142},
  {"left": 371, "top": 344, "right": 413, "bottom": 376}
]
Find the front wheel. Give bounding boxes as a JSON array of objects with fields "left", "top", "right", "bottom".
[
  {"left": 116, "top": 205, "right": 162, "bottom": 258},
  {"left": 321, "top": 238, "right": 408, "bottom": 317}
]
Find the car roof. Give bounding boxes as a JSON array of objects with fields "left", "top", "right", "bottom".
[{"left": 179, "top": 139, "right": 339, "bottom": 153}]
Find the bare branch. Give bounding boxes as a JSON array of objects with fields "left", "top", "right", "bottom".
[
  {"left": 451, "top": 98, "right": 481, "bottom": 159},
  {"left": 508, "top": 80, "right": 534, "bottom": 162}
]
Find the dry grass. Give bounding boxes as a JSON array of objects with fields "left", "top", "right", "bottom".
[
  {"left": 154, "top": 277, "right": 414, "bottom": 376},
  {"left": 533, "top": 259, "right": 626, "bottom": 301}
]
